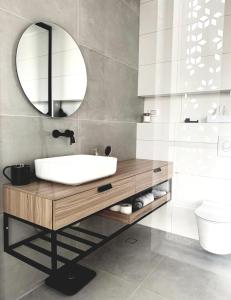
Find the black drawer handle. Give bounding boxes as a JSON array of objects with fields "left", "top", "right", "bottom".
[
  {"left": 154, "top": 167, "right": 162, "bottom": 173},
  {"left": 98, "top": 183, "right": 112, "bottom": 193}
]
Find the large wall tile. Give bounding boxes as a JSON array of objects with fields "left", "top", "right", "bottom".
[
  {"left": 79, "top": 0, "right": 139, "bottom": 68},
  {"left": 78, "top": 120, "right": 137, "bottom": 160},
  {"left": 173, "top": 173, "right": 231, "bottom": 209},
  {"left": 171, "top": 206, "right": 198, "bottom": 240},
  {"left": 175, "top": 140, "right": 231, "bottom": 180},
  {"left": 140, "top": 0, "right": 182, "bottom": 35},
  {"left": 0, "top": 10, "right": 40, "bottom": 116},
  {"left": 78, "top": 47, "right": 142, "bottom": 122},
  {"left": 0, "top": 0, "right": 78, "bottom": 35},
  {"left": 102, "top": 58, "right": 142, "bottom": 122},
  {"left": 136, "top": 140, "right": 175, "bottom": 161},
  {"left": 139, "top": 1, "right": 157, "bottom": 35},
  {"left": 175, "top": 123, "right": 219, "bottom": 143},
  {"left": 223, "top": 15, "right": 231, "bottom": 53},
  {"left": 221, "top": 53, "right": 231, "bottom": 90},
  {"left": 0, "top": 115, "right": 80, "bottom": 211},
  {"left": 76, "top": 47, "right": 106, "bottom": 120},
  {"left": 137, "top": 123, "right": 176, "bottom": 141},
  {"left": 225, "top": 0, "right": 231, "bottom": 15},
  {"left": 121, "top": 0, "right": 140, "bottom": 15},
  {"left": 139, "top": 202, "right": 172, "bottom": 233},
  {"left": 0, "top": 116, "right": 79, "bottom": 166}
]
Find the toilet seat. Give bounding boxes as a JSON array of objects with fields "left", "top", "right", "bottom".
[{"left": 195, "top": 201, "right": 231, "bottom": 223}]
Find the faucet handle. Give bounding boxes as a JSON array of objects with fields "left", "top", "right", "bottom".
[
  {"left": 105, "top": 145, "right": 112, "bottom": 156},
  {"left": 52, "top": 129, "right": 75, "bottom": 145}
]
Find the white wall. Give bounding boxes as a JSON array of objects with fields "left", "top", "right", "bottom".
[
  {"left": 137, "top": 0, "right": 231, "bottom": 240},
  {"left": 137, "top": 93, "right": 231, "bottom": 240},
  {"left": 138, "top": 0, "right": 231, "bottom": 95}
]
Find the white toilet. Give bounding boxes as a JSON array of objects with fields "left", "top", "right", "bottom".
[{"left": 195, "top": 200, "right": 231, "bottom": 255}]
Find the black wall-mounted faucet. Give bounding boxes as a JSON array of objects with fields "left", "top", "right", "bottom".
[{"left": 52, "top": 129, "right": 76, "bottom": 145}]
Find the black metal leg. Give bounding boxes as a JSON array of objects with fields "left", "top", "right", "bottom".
[
  {"left": 3, "top": 178, "right": 172, "bottom": 296},
  {"left": 51, "top": 231, "right": 57, "bottom": 272},
  {"left": 3, "top": 213, "right": 9, "bottom": 251}
]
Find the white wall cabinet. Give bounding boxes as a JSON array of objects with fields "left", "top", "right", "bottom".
[{"left": 138, "top": 0, "right": 231, "bottom": 96}]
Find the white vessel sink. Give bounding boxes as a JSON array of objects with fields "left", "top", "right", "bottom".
[{"left": 35, "top": 155, "right": 117, "bottom": 185}]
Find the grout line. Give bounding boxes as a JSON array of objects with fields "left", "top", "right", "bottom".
[
  {"left": 0, "top": 114, "right": 77, "bottom": 121},
  {"left": 0, "top": 6, "right": 138, "bottom": 71},
  {"left": 16, "top": 278, "right": 46, "bottom": 300},
  {"left": 78, "top": 40, "right": 138, "bottom": 71},
  {"left": 136, "top": 138, "right": 218, "bottom": 145},
  {"left": 126, "top": 256, "right": 165, "bottom": 300},
  {"left": 78, "top": 118, "right": 137, "bottom": 124},
  {"left": 142, "top": 286, "right": 170, "bottom": 300},
  {"left": 0, "top": 114, "right": 138, "bottom": 125},
  {"left": 140, "top": 0, "right": 153, "bottom": 5},
  {"left": 0, "top": 7, "right": 30, "bottom": 22},
  {"left": 119, "top": 0, "right": 139, "bottom": 16},
  {"left": 139, "top": 50, "right": 231, "bottom": 67}
]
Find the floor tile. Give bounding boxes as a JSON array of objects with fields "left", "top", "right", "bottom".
[
  {"left": 22, "top": 270, "right": 137, "bottom": 300},
  {"left": 129, "top": 287, "right": 168, "bottom": 300},
  {"left": 81, "top": 225, "right": 165, "bottom": 282},
  {"left": 142, "top": 256, "right": 231, "bottom": 300}
]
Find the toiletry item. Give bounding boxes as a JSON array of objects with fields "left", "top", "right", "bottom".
[
  {"left": 143, "top": 112, "right": 151, "bottom": 123},
  {"left": 120, "top": 203, "right": 132, "bottom": 215},
  {"left": 109, "top": 204, "right": 121, "bottom": 212},
  {"left": 132, "top": 199, "right": 143, "bottom": 211},
  {"left": 105, "top": 145, "right": 112, "bottom": 157},
  {"left": 93, "top": 148, "right": 99, "bottom": 156},
  {"left": 184, "top": 118, "right": 199, "bottom": 123},
  {"left": 150, "top": 109, "right": 160, "bottom": 122},
  {"left": 3, "top": 164, "right": 31, "bottom": 185}
]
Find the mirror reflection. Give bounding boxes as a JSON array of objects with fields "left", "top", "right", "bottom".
[{"left": 16, "top": 22, "right": 87, "bottom": 117}]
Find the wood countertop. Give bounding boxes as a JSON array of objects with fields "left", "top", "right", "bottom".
[
  {"left": 4, "top": 159, "right": 172, "bottom": 201},
  {"left": 4, "top": 159, "right": 173, "bottom": 229}
]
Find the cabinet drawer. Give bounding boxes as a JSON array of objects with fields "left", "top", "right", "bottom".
[
  {"left": 135, "top": 164, "right": 173, "bottom": 193},
  {"left": 53, "top": 177, "right": 136, "bottom": 230}
]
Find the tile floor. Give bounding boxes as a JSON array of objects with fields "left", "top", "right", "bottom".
[{"left": 1, "top": 215, "right": 231, "bottom": 300}]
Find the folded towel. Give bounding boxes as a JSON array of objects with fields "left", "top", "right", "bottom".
[
  {"left": 152, "top": 190, "right": 167, "bottom": 198},
  {"left": 137, "top": 193, "right": 154, "bottom": 207},
  {"left": 152, "top": 181, "right": 170, "bottom": 193},
  {"left": 132, "top": 199, "right": 143, "bottom": 211}
]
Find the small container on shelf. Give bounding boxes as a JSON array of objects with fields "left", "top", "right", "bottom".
[{"left": 143, "top": 112, "right": 151, "bottom": 123}]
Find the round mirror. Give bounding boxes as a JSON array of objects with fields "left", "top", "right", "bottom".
[{"left": 16, "top": 22, "right": 87, "bottom": 117}]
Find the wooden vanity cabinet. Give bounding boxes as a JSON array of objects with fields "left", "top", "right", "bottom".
[{"left": 3, "top": 159, "right": 173, "bottom": 230}]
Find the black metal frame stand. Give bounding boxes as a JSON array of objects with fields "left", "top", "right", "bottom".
[{"left": 3, "top": 180, "right": 171, "bottom": 295}]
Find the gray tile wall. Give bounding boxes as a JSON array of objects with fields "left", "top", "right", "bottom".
[
  {"left": 0, "top": 1, "right": 142, "bottom": 298},
  {"left": 0, "top": 0, "right": 143, "bottom": 212}
]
